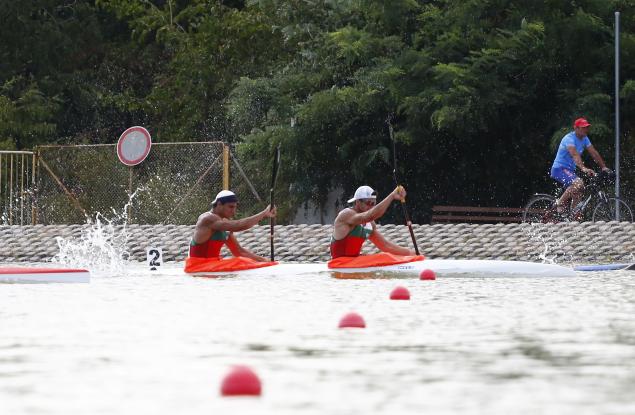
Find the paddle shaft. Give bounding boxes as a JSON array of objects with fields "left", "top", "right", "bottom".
[
  {"left": 269, "top": 145, "right": 281, "bottom": 261},
  {"left": 270, "top": 191, "right": 275, "bottom": 261},
  {"left": 388, "top": 120, "right": 420, "bottom": 255}
]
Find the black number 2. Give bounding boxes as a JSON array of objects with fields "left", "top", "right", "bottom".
[{"left": 149, "top": 249, "right": 161, "bottom": 266}]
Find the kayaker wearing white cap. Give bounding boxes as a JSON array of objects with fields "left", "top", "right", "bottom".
[
  {"left": 189, "top": 190, "right": 276, "bottom": 262},
  {"left": 330, "top": 185, "right": 416, "bottom": 259}
]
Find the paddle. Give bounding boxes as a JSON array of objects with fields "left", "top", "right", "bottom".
[
  {"left": 269, "top": 145, "right": 281, "bottom": 261},
  {"left": 387, "top": 118, "right": 420, "bottom": 255}
]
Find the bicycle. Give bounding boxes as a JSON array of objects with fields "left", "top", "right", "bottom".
[{"left": 522, "top": 170, "right": 633, "bottom": 223}]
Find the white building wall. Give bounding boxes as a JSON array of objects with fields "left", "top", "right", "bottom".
[{"left": 291, "top": 187, "right": 345, "bottom": 224}]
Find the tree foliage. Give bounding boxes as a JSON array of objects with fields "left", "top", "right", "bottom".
[{"left": 1, "top": 0, "right": 634, "bottom": 222}]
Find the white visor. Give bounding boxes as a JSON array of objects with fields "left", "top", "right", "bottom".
[
  {"left": 212, "top": 190, "right": 237, "bottom": 205},
  {"left": 347, "top": 185, "right": 377, "bottom": 203}
]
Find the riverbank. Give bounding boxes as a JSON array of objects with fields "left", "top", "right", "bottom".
[{"left": 1, "top": 222, "right": 633, "bottom": 264}]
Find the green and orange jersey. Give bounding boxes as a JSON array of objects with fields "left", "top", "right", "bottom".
[
  {"left": 189, "top": 230, "right": 229, "bottom": 258},
  {"left": 330, "top": 222, "right": 374, "bottom": 258}
]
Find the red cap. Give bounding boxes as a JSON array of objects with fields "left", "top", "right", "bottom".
[{"left": 574, "top": 118, "right": 591, "bottom": 128}]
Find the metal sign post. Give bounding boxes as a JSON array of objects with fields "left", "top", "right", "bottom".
[{"left": 615, "top": 11, "right": 621, "bottom": 220}]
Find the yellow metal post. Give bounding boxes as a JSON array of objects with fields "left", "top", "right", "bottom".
[
  {"left": 223, "top": 144, "right": 229, "bottom": 190},
  {"left": 0, "top": 154, "right": 3, "bottom": 222},
  {"left": 9, "top": 154, "right": 13, "bottom": 224},
  {"left": 32, "top": 151, "right": 37, "bottom": 224},
  {"left": 20, "top": 153, "right": 24, "bottom": 225}
]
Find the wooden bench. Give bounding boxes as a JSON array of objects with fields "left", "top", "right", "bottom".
[{"left": 431, "top": 206, "right": 525, "bottom": 224}]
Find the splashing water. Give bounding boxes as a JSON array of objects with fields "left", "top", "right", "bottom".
[
  {"left": 52, "top": 188, "right": 147, "bottom": 276},
  {"left": 53, "top": 214, "right": 130, "bottom": 275},
  {"left": 520, "top": 222, "right": 579, "bottom": 264}
]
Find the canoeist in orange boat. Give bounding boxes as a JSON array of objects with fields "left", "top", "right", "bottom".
[
  {"left": 184, "top": 190, "right": 277, "bottom": 273},
  {"left": 329, "top": 185, "right": 424, "bottom": 269}
]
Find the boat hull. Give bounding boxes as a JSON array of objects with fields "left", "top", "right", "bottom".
[
  {"left": 574, "top": 263, "right": 635, "bottom": 271},
  {"left": 184, "top": 259, "right": 576, "bottom": 278},
  {"left": 337, "top": 259, "right": 576, "bottom": 277},
  {"left": 0, "top": 267, "right": 90, "bottom": 283}
]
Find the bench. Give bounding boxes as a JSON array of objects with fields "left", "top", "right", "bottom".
[{"left": 431, "top": 205, "right": 524, "bottom": 224}]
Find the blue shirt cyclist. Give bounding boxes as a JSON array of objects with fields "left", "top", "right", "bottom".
[{"left": 549, "top": 117, "right": 610, "bottom": 215}]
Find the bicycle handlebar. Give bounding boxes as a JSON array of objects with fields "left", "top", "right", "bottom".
[{"left": 586, "top": 169, "right": 615, "bottom": 189}]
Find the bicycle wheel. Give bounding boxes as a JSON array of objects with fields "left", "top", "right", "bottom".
[
  {"left": 592, "top": 198, "right": 634, "bottom": 222},
  {"left": 523, "top": 194, "right": 557, "bottom": 223}
]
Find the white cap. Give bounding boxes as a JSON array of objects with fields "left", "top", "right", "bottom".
[
  {"left": 347, "top": 186, "right": 377, "bottom": 203},
  {"left": 212, "top": 190, "right": 237, "bottom": 205}
]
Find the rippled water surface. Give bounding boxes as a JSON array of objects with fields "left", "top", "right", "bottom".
[{"left": 2, "top": 263, "right": 634, "bottom": 415}]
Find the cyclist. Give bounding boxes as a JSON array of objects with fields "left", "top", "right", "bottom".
[{"left": 550, "top": 117, "right": 611, "bottom": 218}]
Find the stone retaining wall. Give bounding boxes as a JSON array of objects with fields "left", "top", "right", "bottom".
[{"left": 2, "top": 223, "right": 634, "bottom": 264}]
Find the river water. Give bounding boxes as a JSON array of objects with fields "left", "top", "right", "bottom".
[{"left": 1, "top": 263, "right": 634, "bottom": 415}]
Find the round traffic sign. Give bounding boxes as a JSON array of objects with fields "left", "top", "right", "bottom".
[{"left": 117, "top": 126, "right": 152, "bottom": 166}]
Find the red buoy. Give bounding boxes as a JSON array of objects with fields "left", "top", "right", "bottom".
[
  {"left": 419, "top": 269, "right": 436, "bottom": 280},
  {"left": 220, "top": 365, "right": 262, "bottom": 396},
  {"left": 390, "top": 286, "right": 410, "bottom": 300},
  {"left": 338, "top": 312, "right": 366, "bottom": 328}
]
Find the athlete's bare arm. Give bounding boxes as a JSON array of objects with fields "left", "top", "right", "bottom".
[
  {"left": 348, "top": 187, "right": 406, "bottom": 225},
  {"left": 332, "top": 209, "right": 359, "bottom": 240},
  {"left": 332, "top": 187, "right": 406, "bottom": 240},
  {"left": 192, "top": 212, "right": 219, "bottom": 244},
  {"left": 369, "top": 229, "right": 415, "bottom": 256},
  {"left": 586, "top": 145, "right": 609, "bottom": 171},
  {"left": 212, "top": 206, "right": 276, "bottom": 233},
  {"left": 226, "top": 233, "right": 268, "bottom": 262},
  {"left": 567, "top": 146, "right": 594, "bottom": 176}
]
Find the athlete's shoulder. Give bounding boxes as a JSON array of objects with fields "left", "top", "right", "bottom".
[
  {"left": 197, "top": 211, "right": 220, "bottom": 226},
  {"left": 336, "top": 207, "right": 354, "bottom": 217}
]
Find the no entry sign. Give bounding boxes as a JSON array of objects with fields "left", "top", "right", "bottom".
[{"left": 117, "top": 126, "right": 152, "bottom": 166}]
